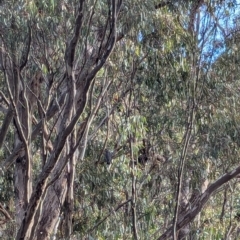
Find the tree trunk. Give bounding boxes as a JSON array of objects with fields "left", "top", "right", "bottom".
[
  {"left": 178, "top": 176, "right": 190, "bottom": 240},
  {"left": 34, "top": 168, "right": 68, "bottom": 240}
]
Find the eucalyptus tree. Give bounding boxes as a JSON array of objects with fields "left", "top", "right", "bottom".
[
  {"left": 0, "top": 0, "right": 240, "bottom": 240},
  {"left": 136, "top": 1, "right": 240, "bottom": 239},
  {"left": 0, "top": 0, "right": 162, "bottom": 239},
  {"left": 0, "top": 0, "right": 125, "bottom": 239},
  {"left": 71, "top": 1, "right": 240, "bottom": 239}
]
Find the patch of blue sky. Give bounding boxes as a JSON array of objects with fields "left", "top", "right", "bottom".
[
  {"left": 138, "top": 32, "right": 143, "bottom": 42},
  {"left": 199, "top": 0, "right": 240, "bottom": 65}
]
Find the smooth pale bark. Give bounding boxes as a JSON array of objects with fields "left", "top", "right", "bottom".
[
  {"left": 14, "top": 91, "right": 33, "bottom": 229},
  {"left": 14, "top": 152, "right": 27, "bottom": 227},
  {"left": 32, "top": 78, "right": 74, "bottom": 239},
  {"left": 34, "top": 169, "right": 68, "bottom": 240},
  {"left": 64, "top": 134, "right": 77, "bottom": 237}
]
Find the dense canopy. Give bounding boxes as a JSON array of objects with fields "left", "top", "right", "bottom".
[{"left": 0, "top": 0, "right": 240, "bottom": 239}]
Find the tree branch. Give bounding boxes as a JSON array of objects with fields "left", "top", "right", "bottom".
[
  {"left": 87, "top": 199, "right": 132, "bottom": 233},
  {"left": 20, "top": 23, "right": 32, "bottom": 71},
  {"left": 65, "top": 0, "right": 85, "bottom": 72},
  {"left": 157, "top": 164, "right": 240, "bottom": 240}
]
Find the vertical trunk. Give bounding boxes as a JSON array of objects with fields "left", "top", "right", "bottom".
[
  {"left": 14, "top": 151, "right": 27, "bottom": 227},
  {"left": 178, "top": 176, "right": 190, "bottom": 240},
  {"left": 64, "top": 80, "right": 77, "bottom": 237},
  {"left": 32, "top": 94, "right": 72, "bottom": 238},
  {"left": 34, "top": 81, "right": 78, "bottom": 239},
  {"left": 197, "top": 160, "right": 210, "bottom": 228},
  {"left": 13, "top": 1, "right": 119, "bottom": 238},
  {"left": 34, "top": 163, "right": 68, "bottom": 240},
  {"left": 14, "top": 91, "right": 32, "bottom": 228},
  {"left": 64, "top": 139, "right": 77, "bottom": 237},
  {"left": 34, "top": 128, "right": 83, "bottom": 239},
  {"left": 130, "top": 135, "right": 139, "bottom": 240},
  {"left": 10, "top": 35, "right": 31, "bottom": 228}
]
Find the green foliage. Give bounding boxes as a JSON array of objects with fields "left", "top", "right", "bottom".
[{"left": 1, "top": 0, "right": 240, "bottom": 239}]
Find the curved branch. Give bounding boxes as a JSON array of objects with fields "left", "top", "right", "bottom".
[{"left": 157, "top": 164, "right": 240, "bottom": 240}]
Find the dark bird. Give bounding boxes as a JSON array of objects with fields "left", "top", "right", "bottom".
[{"left": 105, "top": 149, "right": 112, "bottom": 165}]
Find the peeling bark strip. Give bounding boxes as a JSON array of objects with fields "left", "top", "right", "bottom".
[{"left": 158, "top": 165, "right": 240, "bottom": 240}]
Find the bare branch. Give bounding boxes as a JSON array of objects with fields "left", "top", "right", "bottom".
[
  {"left": 157, "top": 164, "right": 240, "bottom": 240},
  {"left": 0, "top": 202, "right": 12, "bottom": 221}
]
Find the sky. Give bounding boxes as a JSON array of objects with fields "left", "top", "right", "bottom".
[{"left": 199, "top": 0, "right": 240, "bottom": 64}]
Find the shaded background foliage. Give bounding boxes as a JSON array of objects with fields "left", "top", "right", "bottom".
[{"left": 0, "top": 0, "right": 240, "bottom": 239}]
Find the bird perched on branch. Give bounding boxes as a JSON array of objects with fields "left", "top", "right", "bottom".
[{"left": 104, "top": 149, "right": 113, "bottom": 165}]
